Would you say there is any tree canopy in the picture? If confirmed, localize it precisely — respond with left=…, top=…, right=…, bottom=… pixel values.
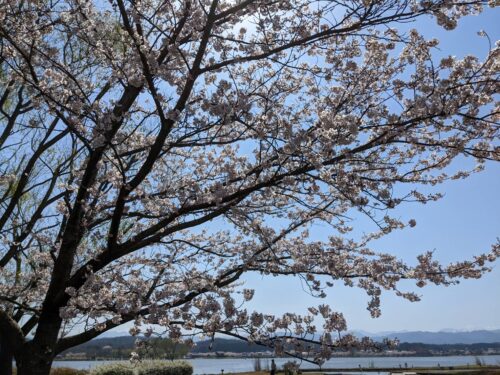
left=0, top=0, right=498, bottom=374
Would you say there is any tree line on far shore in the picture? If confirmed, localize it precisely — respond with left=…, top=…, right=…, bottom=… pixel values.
left=55, top=337, right=500, bottom=360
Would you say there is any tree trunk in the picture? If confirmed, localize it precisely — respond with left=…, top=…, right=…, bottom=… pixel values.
left=15, top=349, right=53, bottom=375
left=0, top=336, right=13, bottom=375
left=15, top=305, right=65, bottom=375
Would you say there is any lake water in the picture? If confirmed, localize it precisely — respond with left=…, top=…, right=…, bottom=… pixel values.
left=52, top=355, right=500, bottom=373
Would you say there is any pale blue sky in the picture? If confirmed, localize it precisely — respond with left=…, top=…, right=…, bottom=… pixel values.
left=239, top=8, right=500, bottom=332
left=244, top=162, right=500, bottom=331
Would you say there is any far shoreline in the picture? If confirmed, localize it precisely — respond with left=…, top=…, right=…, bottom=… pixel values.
left=54, top=353, right=500, bottom=361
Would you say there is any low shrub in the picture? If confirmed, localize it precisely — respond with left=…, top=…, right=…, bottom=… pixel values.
left=283, top=361, right=300, bottom=375
left=13, top=368, right=88, bottom=375
left=90, top=363, right=135, bottom=375
left=138, top=360, right=193, bottom=375
left=51, top=368, right=88, bottom=375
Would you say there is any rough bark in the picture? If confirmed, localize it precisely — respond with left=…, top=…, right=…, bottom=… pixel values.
left=0, top=310, right=25, bottom=375
left=15, top=342, right=53, bottom=375
left=15, top=313, right=63, bottom=375
left=0, top=336, right=13, bottom=375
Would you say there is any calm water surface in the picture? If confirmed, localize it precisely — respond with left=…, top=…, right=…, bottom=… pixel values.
left=52, top=355, right=500, bottom=373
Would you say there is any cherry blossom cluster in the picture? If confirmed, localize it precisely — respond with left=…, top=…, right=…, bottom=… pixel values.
left=0, top=0, right=498, bottom=371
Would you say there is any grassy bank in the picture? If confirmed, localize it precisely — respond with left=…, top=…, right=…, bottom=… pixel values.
left=13, top=369, right=88, bottom=375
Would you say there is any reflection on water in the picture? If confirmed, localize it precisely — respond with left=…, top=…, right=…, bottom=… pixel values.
left=52, top=355, right=500, bottom=374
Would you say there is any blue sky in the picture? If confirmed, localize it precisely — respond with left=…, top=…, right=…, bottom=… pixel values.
left=239, top=8, right=500, bottom=333
left=244, top=161, right=500, bottom=332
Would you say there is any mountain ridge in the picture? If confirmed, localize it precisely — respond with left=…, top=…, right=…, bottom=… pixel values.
left=95, top=329, right=500, bottom=344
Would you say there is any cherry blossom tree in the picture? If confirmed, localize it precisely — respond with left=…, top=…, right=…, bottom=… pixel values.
left=0, top=0, right=499, bottom=374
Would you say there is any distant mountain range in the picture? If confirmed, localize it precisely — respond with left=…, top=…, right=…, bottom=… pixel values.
left=350, top=329, right=500, bottom=344
left=98, top=329, right=500, bottom=345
